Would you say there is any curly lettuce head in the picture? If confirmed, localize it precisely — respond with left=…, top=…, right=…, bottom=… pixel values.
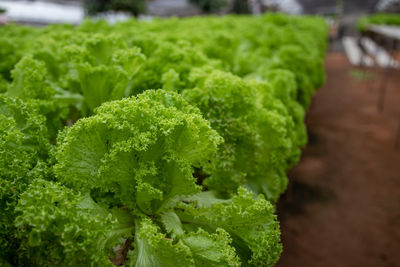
left=54, top=89, right=222, bottom=215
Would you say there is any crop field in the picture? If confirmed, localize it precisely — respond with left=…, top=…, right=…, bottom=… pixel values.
left=0, top=14, right=328, bottom=266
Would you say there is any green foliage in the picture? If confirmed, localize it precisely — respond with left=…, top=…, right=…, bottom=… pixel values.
left=176, top=188, right=282, bottom=266
left=54, top=90, right=277, bottom=266
left=0, top=75, right=9, bottom=93
left=54, top=90, right=221, bottom=214
left=0, top=13, right=327, bottom=266
left=183, top=70, right=294, bottom=201
left=0, top=96, right=49, bottom=261
left=14, top=179, right=116, bottom=267
left=357, top=13, right=400, bottom=32
left=7, top=56, right=78, bottom=138
left=63, top=34, right=145, bottom=115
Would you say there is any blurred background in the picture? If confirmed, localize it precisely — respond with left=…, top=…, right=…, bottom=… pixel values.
left=1, top=1, right=400, bottom=267
left=0, top=0, right=399, bottom=24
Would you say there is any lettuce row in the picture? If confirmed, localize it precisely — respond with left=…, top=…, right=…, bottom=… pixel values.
left=0, top=13, right=328, bottom=266
left=357, top=13, right=400, bottom=32
left=0, top=15, right=327, bottom=191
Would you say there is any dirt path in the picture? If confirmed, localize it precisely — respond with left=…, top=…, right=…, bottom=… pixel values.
left=277, top=53, right=400, bottom=267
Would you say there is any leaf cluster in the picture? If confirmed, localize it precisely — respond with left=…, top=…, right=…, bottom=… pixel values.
left=0, top=13, right=327, bottom=266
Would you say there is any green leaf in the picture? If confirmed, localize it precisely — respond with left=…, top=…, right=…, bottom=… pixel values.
left=177, top=187, right=282, bottom=267
left=181, top=228, right=240, bottom=267
left=127, top=218, right=194, bottom=267
left=161, top=211, right=184, bottom=238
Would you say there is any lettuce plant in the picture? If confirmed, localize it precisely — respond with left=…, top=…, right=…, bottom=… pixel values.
left=183, top=69, right=294, bottom=201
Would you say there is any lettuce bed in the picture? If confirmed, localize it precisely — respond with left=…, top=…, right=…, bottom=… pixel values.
left=357, top=13, right=400, bottom=32
left=0, top=14, right=327, bottom=266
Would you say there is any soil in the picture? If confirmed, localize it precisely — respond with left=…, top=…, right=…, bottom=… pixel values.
left=277, top=53, right=400, bottom=267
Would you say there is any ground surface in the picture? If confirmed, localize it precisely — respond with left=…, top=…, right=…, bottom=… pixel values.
left=277, top=53, right=400, bottom=267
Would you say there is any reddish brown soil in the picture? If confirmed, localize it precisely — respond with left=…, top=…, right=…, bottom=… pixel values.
left=277, top=53, right=400, bottom=267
